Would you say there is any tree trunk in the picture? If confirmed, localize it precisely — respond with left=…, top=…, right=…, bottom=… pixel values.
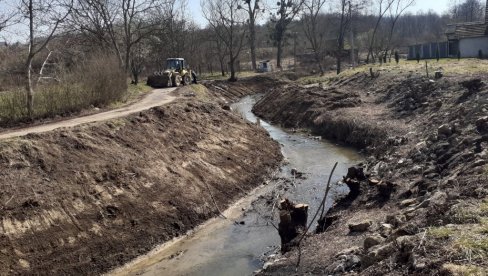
left=277, top=40, right=283, bottom=69
left=336, top=54, right=342, bottom=75
left=220, top=59, right=225, bottom=76
left=315, top=52, right=324, bottom=76
left=249, top=17, right=257, bottom=71
left=337, top=2, right=346, bottom=75
left=132, top=71, right=139, bottom=85
left=125, top=46, right=131, bottom=73
left=26, top=56, right=34, bottom=119
left=229, top=59, right=237, bottom=82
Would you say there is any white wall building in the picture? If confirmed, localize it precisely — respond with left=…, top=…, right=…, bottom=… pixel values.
left=446, top=2, right=488, bottom=58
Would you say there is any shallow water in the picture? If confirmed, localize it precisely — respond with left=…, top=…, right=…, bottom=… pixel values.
left=111, top=95, right=361, bottom=276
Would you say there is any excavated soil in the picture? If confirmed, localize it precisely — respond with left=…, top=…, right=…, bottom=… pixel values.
left=252, top=71, right=488, bottom=275
left=0, top=96, right=282, bottom=275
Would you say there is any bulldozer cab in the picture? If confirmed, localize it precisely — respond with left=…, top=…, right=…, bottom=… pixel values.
left=166, top=58, right=185, bottom=72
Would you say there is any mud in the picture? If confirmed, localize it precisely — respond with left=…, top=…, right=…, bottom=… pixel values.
left=109, top=93, right=361, bottom=276
left=0, top=98, right=282, bottom=275
left=253, top=71, right=488, bottom=274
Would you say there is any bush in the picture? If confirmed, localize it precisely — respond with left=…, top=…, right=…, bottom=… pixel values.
left=0, top=54, right=127, bottom=127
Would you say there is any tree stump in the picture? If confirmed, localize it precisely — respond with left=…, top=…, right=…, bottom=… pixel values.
left=278, top=199, right=308, bottom=253
left=434, top=71, right=443, bottom=79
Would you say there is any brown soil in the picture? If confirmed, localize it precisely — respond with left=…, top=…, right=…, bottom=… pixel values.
left=252, top=71, right=488, bottom=275
left=0, top=92, right=282, bottom=275
left=202, top=75, right=287, bottom=102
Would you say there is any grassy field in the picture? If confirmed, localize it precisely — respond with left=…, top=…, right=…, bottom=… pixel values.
left=298, top=58, right=488, bottom=85
left=199, top=70, right=259, bottom=81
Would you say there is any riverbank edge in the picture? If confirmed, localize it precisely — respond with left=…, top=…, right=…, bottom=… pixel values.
left=0, top=85, right=283, bottom=275
left=248, top=72, right=488, bottom=274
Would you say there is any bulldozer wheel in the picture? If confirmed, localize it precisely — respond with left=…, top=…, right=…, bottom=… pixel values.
left=172, top=75, right=181, bottom=87
left=183, top=74, right=191, bottom=85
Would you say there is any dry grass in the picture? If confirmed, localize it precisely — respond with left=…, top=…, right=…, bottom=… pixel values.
left=428, top=199, right=488, bottom=264
left=428, top=226, right=455, bottom=239
left=189, top=83, right=216, bottom=102
left=298, top=58, right=488, bottom=85
left=0, top=55, right=127, bottom=127
left=442, top=263, right=488, bottom=276
left=200, top=71, right=259, bottom=81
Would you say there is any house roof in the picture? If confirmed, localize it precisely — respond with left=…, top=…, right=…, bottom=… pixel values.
left=446, top=21, right=488, bottom=40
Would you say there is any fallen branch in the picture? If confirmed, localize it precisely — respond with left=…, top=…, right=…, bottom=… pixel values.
left=203, top=181, right=227, bottom=219
left=296, top=162, right=338, bottom=268
left=318, top=162, right=339, bottom=223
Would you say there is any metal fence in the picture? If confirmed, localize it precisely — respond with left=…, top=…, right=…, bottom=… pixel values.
left=408, top=41, right=449, bottom=60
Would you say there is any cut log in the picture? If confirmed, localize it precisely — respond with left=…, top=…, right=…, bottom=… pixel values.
left=278, top=198, right=309, bottom=253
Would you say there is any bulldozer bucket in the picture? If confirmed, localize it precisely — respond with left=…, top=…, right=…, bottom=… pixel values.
left=147, top=74, right=171, bottom=88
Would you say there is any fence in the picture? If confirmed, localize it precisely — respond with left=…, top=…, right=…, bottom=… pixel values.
left=408, top=41, right=449, bottom=60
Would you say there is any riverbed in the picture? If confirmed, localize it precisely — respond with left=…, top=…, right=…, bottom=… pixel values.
left=110, top=95, right=361, bottom=276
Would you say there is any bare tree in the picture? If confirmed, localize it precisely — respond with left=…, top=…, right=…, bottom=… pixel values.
left=336, top=0, right=349, bottom=74
left=70, top=0, right=123, bottom=63
left=449, top=0, right=484, bottom=22
left=21, top=0, right=73, bottom=118
left=152, top=0, right=188, bottom=58
left=212, top=29, right=229, bottom=76
left=121, top=0, right=161, bottom=75
left=0, top=0, right=17, bottom=35
left=366, top=0, right=395, bottom=63
left=238, top=0, right=263, bottom=71
left=383, top=0, right=415, bottom=62
left=271, top=0, right=305, bottom=69
left=70, top=0, right=161, bottom=73
left=302, top=0, right=328, bottom=75
left=202, top=0, right=247, bottom=81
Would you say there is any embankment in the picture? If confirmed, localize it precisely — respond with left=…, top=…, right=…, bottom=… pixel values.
left=253, top=72, right=488, bottom=274
left=0, top=97, right=282, bottom=275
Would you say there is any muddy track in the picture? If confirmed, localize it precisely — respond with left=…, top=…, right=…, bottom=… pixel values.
left=0, top=87, right=177, bottom=140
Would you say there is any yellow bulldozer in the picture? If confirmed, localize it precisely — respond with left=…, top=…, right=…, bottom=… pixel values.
left=147, top=58, right=196, bottom=88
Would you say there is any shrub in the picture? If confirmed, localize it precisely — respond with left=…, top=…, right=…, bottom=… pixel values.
left=0, top=54, right=127, bottom=127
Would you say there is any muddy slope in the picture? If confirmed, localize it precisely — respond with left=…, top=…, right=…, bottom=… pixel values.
left=0, top=99, right=282, bottom=275
left=252, top=75, right=400, bottom=153
left=254, top=72, right=488, bottom=274
left=203, top=75, right=287, bottom=102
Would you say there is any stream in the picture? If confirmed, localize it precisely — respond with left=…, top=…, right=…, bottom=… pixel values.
left=111, top=95, right=361, bottom=276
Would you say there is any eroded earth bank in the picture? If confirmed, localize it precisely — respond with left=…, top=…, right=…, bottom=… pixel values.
left=2, top=69, right=488, bottom=276
left=251, top=72, right=488, bottom=275
left=0, top=86, right=282, bottom=275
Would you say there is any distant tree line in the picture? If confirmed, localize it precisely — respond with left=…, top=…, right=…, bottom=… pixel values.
left=0, top=0, right=483, bottom=103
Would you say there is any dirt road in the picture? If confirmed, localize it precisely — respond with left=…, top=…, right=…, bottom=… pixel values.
left=0, top=87, right=177, bottom=140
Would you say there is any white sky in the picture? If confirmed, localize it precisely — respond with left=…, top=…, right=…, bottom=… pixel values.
left=188, top=0, right=453, bottom=27
left=0, top=0, right=457, bottom=41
